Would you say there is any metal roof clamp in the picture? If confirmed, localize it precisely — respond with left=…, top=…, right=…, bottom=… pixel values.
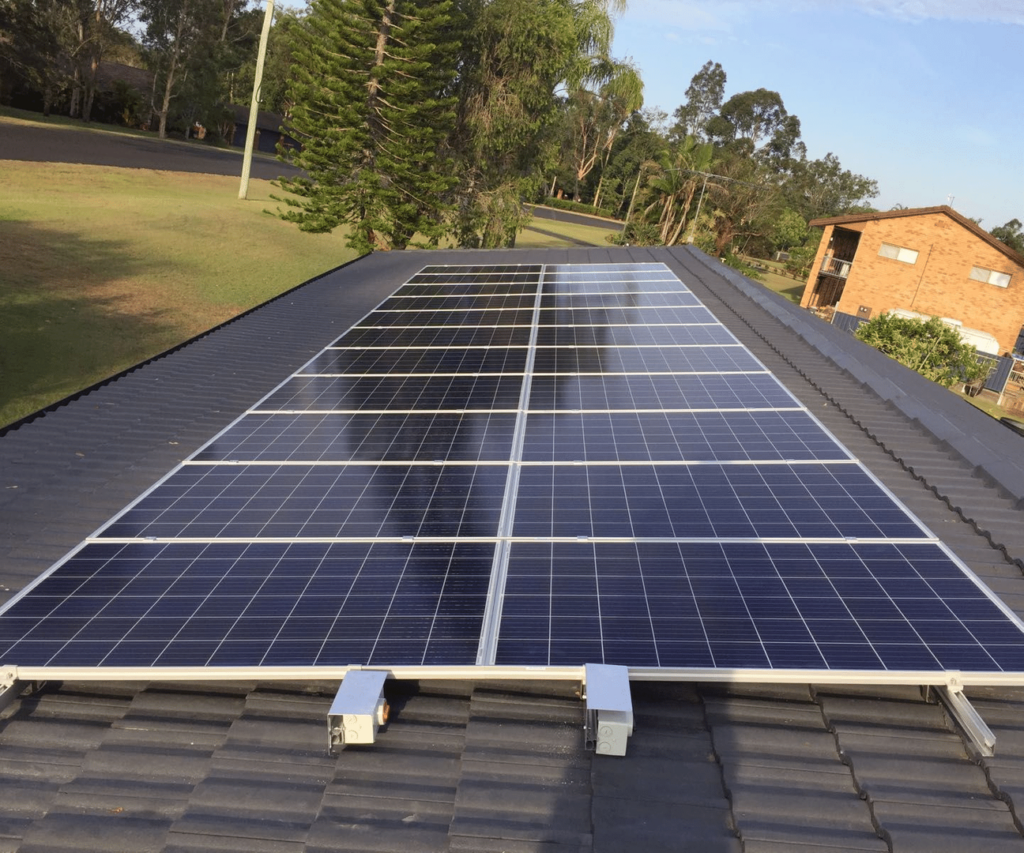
left=936, top=675, right=996, bottom=758
left=583, top=663, right=634, bottom=757
left=0, top=666, right=23, bottom=715
left=328, top=670, right=390, bottom=754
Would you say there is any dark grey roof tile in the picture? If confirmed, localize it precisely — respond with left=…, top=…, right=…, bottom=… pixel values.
left=163, top=833, right=303, bottom=853
left=16, top=812, right=170, bottom=852
left=870, top=801, right=1024, bottom=852
left=450, top=690, right=592, bottom=850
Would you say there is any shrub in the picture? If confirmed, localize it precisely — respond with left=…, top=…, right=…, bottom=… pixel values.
left=542, top=197, right=616, bottom=219
left=855, top=314, right=989, bottom=388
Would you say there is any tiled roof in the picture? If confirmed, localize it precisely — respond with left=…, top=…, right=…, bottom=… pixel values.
left=3, top=246, right=1024, bottom=851
left=809, top=205, right=1024, bottom=269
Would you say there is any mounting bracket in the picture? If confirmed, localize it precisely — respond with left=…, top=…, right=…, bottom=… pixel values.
left=0, top=667, right=22, bottom=715
left=327, top=670, right=389, bottom=754
left=583, top=663, right=633, bottom=757
left=936, top=677, right=996, bottom=757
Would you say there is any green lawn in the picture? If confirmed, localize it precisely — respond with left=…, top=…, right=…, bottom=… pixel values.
left=1, top=160, right=358, bottom=426
left=519, top=218, right=618, bottom=247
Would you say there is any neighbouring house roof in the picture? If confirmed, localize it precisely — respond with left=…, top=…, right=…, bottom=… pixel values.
left=228, top=103, right=287, bottom=133
left=95, top=62, right=154, bottom=97
left=810, top=205, right=1024, bottom=269
left=3, top=246, right=1024, bottom=852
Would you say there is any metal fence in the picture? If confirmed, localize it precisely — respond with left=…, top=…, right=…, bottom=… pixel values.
left=831, top=312, right=868, bottom=336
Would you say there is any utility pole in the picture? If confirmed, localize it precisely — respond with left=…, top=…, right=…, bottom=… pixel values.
left=238, top=0, right=275, bottom=200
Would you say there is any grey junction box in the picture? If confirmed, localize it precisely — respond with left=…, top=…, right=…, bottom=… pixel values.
left=584, top=663, right=634, bottom=757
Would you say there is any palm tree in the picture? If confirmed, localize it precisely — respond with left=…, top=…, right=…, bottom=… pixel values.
left=642, top=136, right=715, bottom=245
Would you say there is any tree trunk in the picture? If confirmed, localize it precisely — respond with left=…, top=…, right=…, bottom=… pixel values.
left=157, top=49, right=180, bottom=138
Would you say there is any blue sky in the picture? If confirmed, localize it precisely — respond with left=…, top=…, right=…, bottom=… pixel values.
left=612, top=0, right=1023, bottom=228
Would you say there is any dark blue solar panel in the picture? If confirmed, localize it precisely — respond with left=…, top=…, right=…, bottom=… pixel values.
left=258, top=375, right=524, bottom=412
left=382, top=293, right=538, bottom=310
left=99, top=464, right=508, bottom=540
left=535, top=324, right=736, bottom=347
left=535, top=306, right=718, bottom=326
left=196, top=413, right=518, bottom=463
left=528, top=374, right=793, bottom=411
left=540, top=292, right=702, bottom=309
left=530, top=345, right=761, bottom=374
left=358, top=308, right=533, bottom=328
left=3, top=261, right=1023, bottom=679
left=512, top=464, right=929, bottom=540
left=306, top=347, right=529, bottom=376
left=396, top=281, right=539, bottom=296
left=495, top=541, right=1019, bottom=670
left=335, top=326, right=533, bottom=349
left=0, top=541, right=493, bottom=667
left=521, top=411, right=849, bottom=463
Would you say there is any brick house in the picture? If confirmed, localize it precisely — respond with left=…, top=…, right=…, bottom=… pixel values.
left=800, top=205, right=1024, bottom=356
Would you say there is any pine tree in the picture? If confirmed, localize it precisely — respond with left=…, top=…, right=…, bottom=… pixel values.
left=274, top=0, right=460, bottom=252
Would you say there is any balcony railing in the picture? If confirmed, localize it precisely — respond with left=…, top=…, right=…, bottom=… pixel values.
left=820, top=255, right=853, bottom=278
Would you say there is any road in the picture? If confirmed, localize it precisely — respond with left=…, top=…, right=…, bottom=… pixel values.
left=527, top=203, right=624, bottom=232
left=0, top=119, right=626, bottom=233
left=0, top=118, right=301, bottom=181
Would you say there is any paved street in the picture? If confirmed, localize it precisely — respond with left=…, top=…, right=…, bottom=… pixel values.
left=0, top=118, right=301, bottom=180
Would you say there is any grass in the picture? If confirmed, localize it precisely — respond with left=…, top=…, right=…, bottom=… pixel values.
left=1, top=160, right=358, bottom=426
left=518, top=217, right=618, bottom=248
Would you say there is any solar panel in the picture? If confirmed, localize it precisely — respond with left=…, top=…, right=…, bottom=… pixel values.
left=3, top=261, right=1024, bottom=684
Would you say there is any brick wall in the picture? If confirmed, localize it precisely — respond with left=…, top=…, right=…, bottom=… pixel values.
left=809, top=212, right=1024, bottom=355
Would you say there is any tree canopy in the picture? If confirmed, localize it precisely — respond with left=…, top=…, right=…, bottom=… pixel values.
left=992, top=219, right=1024, bottom=255
left=274, top=0, right=460, bottom=252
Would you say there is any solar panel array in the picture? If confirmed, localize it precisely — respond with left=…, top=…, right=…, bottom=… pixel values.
left=3, top=262, right=1024, bottom=678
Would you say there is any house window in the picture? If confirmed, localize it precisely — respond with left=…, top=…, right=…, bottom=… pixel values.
left=969, top=265, right=1011, bottom=288
left=878, top=242, right=919, bottom=264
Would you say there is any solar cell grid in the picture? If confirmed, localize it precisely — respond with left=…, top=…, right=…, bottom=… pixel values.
left=539, top=292, right=703, bottom=308
left=195, top=412, right=518, bottom=463
left=99, top=463, right=509, bottom=541
left=393, top=281, right=540, bottom=296
left=528, top=373, right=792, bottom=412
left=535, top=324, right=737, bottom=347
left=530, top=345, right=762, bottom=374
left=0, top=541, right=494, bottom=667
left=307, top=347, right=529, bottom=376
left=521, top=411, right=850, bottom=463
left=257, top=375, right=525, bottom=413
left=495, top=540, right=1024, bottom=671
left=337, top=325, right=533, bottom=349
left=511, top=463, right=929, bottom=540
left=536, top=306, right=719, bottom=326
left=357, top=308, right=534, bottom=328
left=380, top=293, right=538, bottom=310
left=3, top=260, right=1024, bottom=682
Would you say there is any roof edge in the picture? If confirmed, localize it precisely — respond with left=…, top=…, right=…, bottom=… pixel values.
left=809, top=205, right=1024, bottom=268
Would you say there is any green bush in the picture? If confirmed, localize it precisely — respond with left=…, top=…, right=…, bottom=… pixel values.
left=542, top=197, right=616, bottom=219
left=607, top=220, right=661, bottom=246
left=855, top=314, right=989, bottom=388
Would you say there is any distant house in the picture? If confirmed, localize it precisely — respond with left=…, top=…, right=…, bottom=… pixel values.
left=801, top=205, right=1024, bottom=356
left=228, top=104, right=298, bottom=154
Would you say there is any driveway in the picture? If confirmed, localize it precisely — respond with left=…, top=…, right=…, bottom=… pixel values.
left=0, top=118, right=302, bottom=180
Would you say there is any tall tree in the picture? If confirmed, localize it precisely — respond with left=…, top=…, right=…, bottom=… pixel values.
left=669, top=59, right=725, bottom=143
left=784, top=152, right=878, bottom=220
left=563, top=58, right=643, bottom=202
left=707, top=87, right=801, bottom=165
left=275, top=0, right=460, bottom=252
left=73, top=0, right=139, bottom=121
left=991, top=219, right=1024, bottom=255
left=641, top=135, right=714, bottom=246
left=449, top=0, right=626, bottom=247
